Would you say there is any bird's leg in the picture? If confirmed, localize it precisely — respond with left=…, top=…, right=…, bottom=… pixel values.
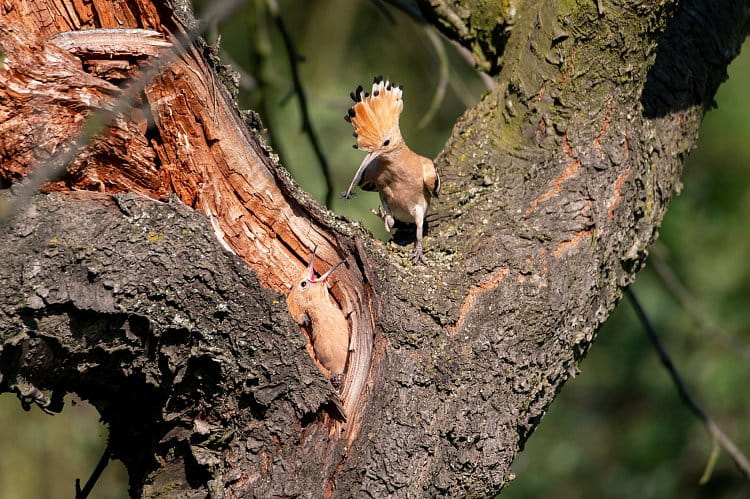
left=384, top=214, right=395, bottom=233
left=411, top=206, right=426, bottom=264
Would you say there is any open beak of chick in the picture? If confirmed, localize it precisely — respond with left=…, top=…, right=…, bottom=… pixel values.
left=306, top=248, right=345, bottom=283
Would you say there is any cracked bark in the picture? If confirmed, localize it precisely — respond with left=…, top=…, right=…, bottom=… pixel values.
left=1, top=0, right=748, bottom=497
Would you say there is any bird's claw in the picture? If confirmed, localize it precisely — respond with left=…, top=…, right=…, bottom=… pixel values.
left=371, top=206, right=386, bottom=218
left=371, top=206, right=394, bottom=232
left=410, top=245, right=426, bottom=264
left=331, top=374, right=343, bottom=391
left=341, top=191, right=354, bottom=200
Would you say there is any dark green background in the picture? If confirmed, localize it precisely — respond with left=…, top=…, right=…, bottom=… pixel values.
left=1, top=1, right=748, bottom=497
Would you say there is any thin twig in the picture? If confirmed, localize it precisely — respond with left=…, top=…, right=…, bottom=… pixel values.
left=0, top=0, right=248, bottom=227
left=700, top=438, right=721, bottom=485
left=266, top=0, right=335, bottom=208
left=75, top=443, right=112, bottom=499
left=376, top=0, right=496, bottom=92
left=446, top=65, right=480, bottom=108
left=251, top=1, right=289, bottom=164
left=417, top=27, right=449, bottom=129
left=369, top=0, right=397, bottom=23
left=626, top=287, right=750, bottom=480
left=449, top=39, right=496, bottom=91
left=650, top=250, right=750, bottom=360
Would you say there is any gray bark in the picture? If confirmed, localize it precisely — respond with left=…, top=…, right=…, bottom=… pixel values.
left=1, top=0, right=749, bottom=497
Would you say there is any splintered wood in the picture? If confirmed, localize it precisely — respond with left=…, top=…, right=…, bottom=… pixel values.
left=0, top=0, right=372, bottom=421
left=0, top=23, right=164, bottom=196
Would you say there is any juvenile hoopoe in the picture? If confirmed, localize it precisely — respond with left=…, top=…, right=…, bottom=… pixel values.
left=342, top=76, right=440, bottom=263
left=286, top=249, right=349, bottom=388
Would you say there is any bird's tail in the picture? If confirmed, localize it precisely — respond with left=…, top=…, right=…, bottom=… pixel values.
left=345, top=76, right=403, bottom=152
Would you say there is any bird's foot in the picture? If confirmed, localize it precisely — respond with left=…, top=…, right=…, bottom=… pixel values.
left=370, top=205, right=386, bottom=219
left=341, top=191, right=355, bottom=200
left=410, top=244, right=426, bottom=264
left=331, top=374, right=343, bottom=391
left=370, top=206, right=394, bottom=232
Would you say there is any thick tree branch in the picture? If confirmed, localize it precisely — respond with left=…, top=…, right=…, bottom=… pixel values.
left=1, top=0, right=749, bottom=496
left=414, top=0, right=514, bottom=73
left=0, top=192, right=345, bottom=495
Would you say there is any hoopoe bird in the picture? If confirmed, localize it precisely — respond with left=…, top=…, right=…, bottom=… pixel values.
left=342, top=76, right=440, bottom=263
left=286, top=248, right=349, bottom=388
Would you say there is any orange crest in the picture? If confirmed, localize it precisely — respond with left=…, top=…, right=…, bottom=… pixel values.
left=345, top=76, right=403, bottom=152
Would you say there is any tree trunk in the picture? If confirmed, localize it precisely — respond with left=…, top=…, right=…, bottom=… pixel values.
left=0, top=0, right=747, bottom=496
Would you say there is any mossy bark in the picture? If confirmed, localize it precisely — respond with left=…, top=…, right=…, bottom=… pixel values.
left=0, top=0, right=748, bottom=497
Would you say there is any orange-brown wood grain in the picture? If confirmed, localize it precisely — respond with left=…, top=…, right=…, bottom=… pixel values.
left=0, top=22, right=163, bottom=196
left=2, top=0, right=161, bottom=36
left=142, top=40, right=373, bottom=418
left=0, top=0, right=373, bottom=424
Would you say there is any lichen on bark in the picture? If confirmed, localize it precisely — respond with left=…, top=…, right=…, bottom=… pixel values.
left=1, top=0, right=749, bottom=496
left=416, top=0, right=515, bottom=73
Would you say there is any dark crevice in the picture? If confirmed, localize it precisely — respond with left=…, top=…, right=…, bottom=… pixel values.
left=642, top=0, right=748, bottom=117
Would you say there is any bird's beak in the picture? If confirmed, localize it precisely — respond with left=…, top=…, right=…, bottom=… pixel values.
left=342, top=151, right=379, bottom=199
left=306, top=247, right=317, bottom=281
left=314, top=259, right=345, bottom=283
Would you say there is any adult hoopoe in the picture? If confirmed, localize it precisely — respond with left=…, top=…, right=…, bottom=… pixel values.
left=342, top=76, right=440, bottom=263
left=286, top=248, right=349, bottom=388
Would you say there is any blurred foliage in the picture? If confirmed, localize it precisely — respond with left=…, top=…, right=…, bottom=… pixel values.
left=1, top=1, right=748, bottom=497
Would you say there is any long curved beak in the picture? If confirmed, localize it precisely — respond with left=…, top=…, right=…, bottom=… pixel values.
left=342, top=151, right=379, bottom=199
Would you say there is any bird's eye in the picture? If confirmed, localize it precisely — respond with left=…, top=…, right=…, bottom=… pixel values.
left=300, top=281, right=307, bottom=288
left=383, top=139, right=390, bottom=146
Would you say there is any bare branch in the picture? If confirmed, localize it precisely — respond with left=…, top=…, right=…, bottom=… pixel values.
left=266, top=0, right=335, bottom=207
left=75, top=443, right=112, bottom=499
left=650, top=248, right=750, bottom=360
left=417, top=27, right=449, bottom=129
left=626, top=287, right=750, bottom=480
left=448, top=38, right=496, bottom=90
left=375, top=0, right=496, bottom=91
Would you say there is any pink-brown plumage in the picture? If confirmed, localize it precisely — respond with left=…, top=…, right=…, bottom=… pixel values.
left=286, top=250, right=349, bottom=385
left=343, top=76, right=440, bottom=262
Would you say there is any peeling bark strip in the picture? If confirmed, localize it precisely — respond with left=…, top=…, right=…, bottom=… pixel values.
left=1, top=0, right=749, bottom=497
left=50, top=29, right=173, bottom=81
left=50, top=29, right=172, bottom=57
left=450, top=267, right=509, bottom=335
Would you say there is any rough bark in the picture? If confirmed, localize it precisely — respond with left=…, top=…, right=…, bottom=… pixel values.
left=0, top=0, right=748, bottom=497
left=414, top=0, right=514, bottom=73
